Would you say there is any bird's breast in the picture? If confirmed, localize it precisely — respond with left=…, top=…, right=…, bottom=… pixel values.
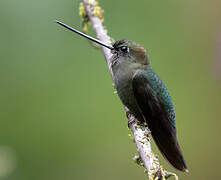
left=112, top=62, right=134, bottom=94
left=112, top=62, right=139, bottom=113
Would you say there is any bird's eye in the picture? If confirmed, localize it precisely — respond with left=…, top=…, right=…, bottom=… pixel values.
left=120, top=46, right=128, bottom=53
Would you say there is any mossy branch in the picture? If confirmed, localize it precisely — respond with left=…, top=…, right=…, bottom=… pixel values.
left=79, top=0, right=177, bottom=179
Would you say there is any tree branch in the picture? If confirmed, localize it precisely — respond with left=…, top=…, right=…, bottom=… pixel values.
left=80, top=0, right=177, bottom=179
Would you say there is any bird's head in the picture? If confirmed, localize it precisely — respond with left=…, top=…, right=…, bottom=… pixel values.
left=111, top=40, right=149, bottom=65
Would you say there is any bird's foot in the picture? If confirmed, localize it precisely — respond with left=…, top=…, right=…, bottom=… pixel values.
left=126, top=111, right=137, bottom=127
left=127, top=118, right=138, bottom=128
left=125, top=110, right=145, bottom=128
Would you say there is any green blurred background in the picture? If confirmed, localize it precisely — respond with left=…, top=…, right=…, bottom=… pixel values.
left=1, top=0, right=221, bottom=179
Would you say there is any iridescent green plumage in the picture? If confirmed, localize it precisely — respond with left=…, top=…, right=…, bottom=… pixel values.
left=145, top=66, right=176, bottom=129
left=111, top=40, right=187, bottom=172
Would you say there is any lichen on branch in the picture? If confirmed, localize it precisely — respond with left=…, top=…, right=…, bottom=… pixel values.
left=79, top=0, right=104, bottom=32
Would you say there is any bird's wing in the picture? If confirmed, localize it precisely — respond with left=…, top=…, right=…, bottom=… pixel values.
left=132, top=69, right=187, bottom=171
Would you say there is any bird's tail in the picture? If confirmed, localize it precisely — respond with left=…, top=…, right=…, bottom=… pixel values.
left=151, top=128, right=188, bottom=172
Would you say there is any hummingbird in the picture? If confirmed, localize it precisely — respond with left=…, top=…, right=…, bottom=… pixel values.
left=56, top=20, right=188, bottom=172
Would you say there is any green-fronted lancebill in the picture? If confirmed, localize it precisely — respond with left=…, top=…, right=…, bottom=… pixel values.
left=56, top=20, right=188, bottom=172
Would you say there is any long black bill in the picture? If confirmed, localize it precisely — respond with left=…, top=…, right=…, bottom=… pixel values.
left=55, top=20, right=114, bottom=50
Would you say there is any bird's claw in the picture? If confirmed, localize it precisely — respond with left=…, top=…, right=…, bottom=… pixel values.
left=128, top=119, right=137, bottom=128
